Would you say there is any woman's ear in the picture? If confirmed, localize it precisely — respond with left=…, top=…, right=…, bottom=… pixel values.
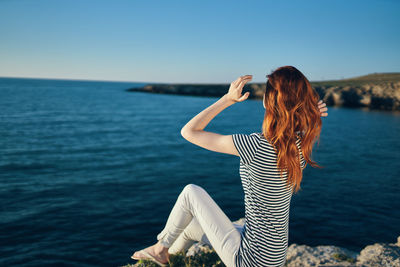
left=263, top=94, right=266, bottom=109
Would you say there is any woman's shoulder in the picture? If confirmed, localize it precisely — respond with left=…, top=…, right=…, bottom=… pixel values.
left=249, top=132, right=266, bottom=146
left=256, top=132, right=302, bottom=149
left=255, top=132, right=269, bottom=143
left=251, top=132, right=263, bottom=138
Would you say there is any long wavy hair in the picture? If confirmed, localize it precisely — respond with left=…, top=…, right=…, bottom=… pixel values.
left=262, top=66, right=322, bottom=194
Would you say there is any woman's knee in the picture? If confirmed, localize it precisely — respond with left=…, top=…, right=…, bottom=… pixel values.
left=183, top=183, right=204, bottom=195
left=180, top=184, right=208, bottom=211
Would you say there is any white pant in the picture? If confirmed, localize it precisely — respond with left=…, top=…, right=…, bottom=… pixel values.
left=156, top=184, right=243, bottom=267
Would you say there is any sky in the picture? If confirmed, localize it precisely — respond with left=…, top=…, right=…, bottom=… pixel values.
left=0, top=0, right=399, bottom=83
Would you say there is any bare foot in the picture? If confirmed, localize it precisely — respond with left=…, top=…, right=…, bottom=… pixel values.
left=132, top=244, right=169, bottom=264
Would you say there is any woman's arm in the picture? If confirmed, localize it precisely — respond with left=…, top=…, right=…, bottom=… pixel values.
left=180, top=75, right=252, bottom=156
left=181, top=94, right=235, bottom=133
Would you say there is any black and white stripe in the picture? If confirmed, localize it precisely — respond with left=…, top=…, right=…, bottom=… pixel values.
left=232, top=132, right=305, bottom=267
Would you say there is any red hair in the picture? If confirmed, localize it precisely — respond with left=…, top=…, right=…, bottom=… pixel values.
left=262, top=66, right=322, bottom=193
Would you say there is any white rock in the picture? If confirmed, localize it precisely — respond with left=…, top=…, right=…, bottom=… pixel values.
left=286, top=243, right=358, bottom=267
left=356, top=237, right=400, bottom=267
left=183, top=218, right=400, bottom=267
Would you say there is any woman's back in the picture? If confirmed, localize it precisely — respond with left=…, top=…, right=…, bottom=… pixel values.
left=232, top=132, right=305, bottom=267
left=133, top=68, right=326, bottom=267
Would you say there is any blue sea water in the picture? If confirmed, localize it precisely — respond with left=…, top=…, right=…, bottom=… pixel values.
left=0, top=77, right=399, bottom=267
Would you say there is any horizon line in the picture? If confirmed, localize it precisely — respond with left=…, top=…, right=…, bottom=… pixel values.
left=0, top=72, right=398, bottom=85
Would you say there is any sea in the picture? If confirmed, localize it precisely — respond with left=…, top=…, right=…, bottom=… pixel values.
left=0, top=77, right=399, bottom=267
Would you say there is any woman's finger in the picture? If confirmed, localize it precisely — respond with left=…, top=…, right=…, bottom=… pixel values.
left=320, top=107, right=328, bottom=112
left=237, top=80, right=245, bottom=91
left=232, top=75, right=252, bottom=88
left=233, top=76, right=244, bottom=85
left=238, top=91, right=250, bottom=102
left=239, top=75, right=252, bottom=83
left=239, top=77, right=252, bottom=83
left=238, top=78, right=252, bottom=90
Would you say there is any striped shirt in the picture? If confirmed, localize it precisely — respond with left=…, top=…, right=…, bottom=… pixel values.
left=232, top=132, right=306, bottom=267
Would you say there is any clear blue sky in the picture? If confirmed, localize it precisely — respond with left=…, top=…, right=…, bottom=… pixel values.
left=0, top=0, right=399, bottom=83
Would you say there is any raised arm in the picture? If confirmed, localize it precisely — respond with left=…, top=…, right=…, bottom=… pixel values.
left=181, top=75, right=253, bottom=156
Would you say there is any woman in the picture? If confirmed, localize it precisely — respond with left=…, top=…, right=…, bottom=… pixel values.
left=132, top=66, right=328, bottom=267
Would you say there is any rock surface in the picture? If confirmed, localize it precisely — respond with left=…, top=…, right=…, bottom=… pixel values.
left=127, top=73, right=400, bottom=111
left=182, top=218, right=400, bottom=267
left=356, top=236, right=400, bottom=267
left=313, top=82, right=400, bottom=111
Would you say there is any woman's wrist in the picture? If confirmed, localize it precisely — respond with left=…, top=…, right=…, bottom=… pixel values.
left=222, top=94, right=236, bottom=105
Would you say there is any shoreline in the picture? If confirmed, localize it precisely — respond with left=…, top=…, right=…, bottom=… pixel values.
left=126, top=73, right=400, bottom=111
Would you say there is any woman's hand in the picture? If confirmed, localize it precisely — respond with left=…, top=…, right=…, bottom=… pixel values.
left=225, top=75, right=253, bottom=103
left=318, top=100, right=328, bottom=117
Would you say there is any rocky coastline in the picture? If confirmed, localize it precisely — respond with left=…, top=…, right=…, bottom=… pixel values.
left=123, top=217, right=400, bottom=267
left=126, top=73, right=400, bottom=111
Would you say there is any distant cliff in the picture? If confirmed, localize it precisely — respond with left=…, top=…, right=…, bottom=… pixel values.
left=126, top=73, right=400, bottom=111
